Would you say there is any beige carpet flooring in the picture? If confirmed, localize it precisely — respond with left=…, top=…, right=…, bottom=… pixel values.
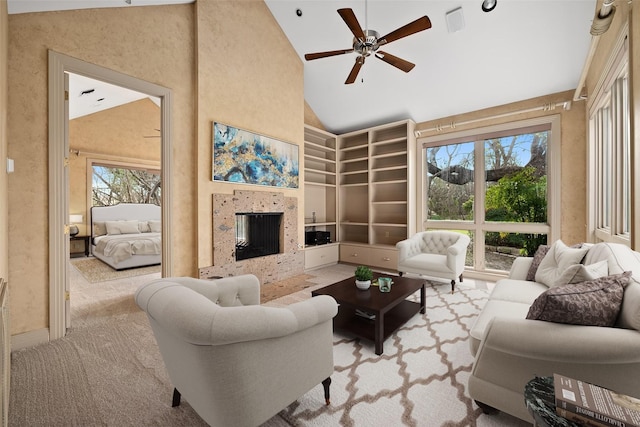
left=10, top=264, right=531, bottom=426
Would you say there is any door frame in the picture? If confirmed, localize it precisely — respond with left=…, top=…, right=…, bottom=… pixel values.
left=48, top=50, right=173, bottom=340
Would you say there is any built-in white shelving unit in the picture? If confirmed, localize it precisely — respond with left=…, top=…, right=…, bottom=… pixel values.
left=337, top=119, right=416, bottom=270
left=303, top=120, right=416, bottom=271
left=303, top=125, right=339, bottom=270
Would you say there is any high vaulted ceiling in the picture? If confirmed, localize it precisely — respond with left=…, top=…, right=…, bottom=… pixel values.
left=8, top=0, right=598, bottom=134
left=266, top=0, right=597, bottom=133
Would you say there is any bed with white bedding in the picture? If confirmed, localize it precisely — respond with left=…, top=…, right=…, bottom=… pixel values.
left=91, top=203, right=161, bottom=270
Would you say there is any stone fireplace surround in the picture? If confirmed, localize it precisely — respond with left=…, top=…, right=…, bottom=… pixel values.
left=199, top=190, right=304, bottom=284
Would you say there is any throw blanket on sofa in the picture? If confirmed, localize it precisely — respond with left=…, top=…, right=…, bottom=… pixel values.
left=94, top=233, right=161, bottom=264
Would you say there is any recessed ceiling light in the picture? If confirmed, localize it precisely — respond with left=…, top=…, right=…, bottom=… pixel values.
left=481, top=0, right=497, bottom=13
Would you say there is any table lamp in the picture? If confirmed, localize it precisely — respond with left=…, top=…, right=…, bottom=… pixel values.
left=69, top=214, right=83, bottom=237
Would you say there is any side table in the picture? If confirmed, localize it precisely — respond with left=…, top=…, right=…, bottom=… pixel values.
left=70, top=235, right=90, bottom=257
left=524, top=376, right=581, bottom=427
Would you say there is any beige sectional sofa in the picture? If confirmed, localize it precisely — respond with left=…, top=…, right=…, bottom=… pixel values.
left=468, top=241, right=640, bottom=422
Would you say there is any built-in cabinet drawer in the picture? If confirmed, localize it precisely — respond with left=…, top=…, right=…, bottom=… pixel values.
left=339, top=244, right=371, bottom=265
left=340, top=243, right=398, bottom=271
left=304, top=243, right=339, bottom=270
left=369, top=247, right=398, bottom=271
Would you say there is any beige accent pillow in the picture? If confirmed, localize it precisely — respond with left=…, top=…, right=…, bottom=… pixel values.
left=554, top=260, right=608, bottom=287
left=535, top=240, right=589, bottom=287
left=138, top=221, right=151, bottom=233
left=148, top=220, right=161, bottom=233
left=93, top=221, right=107, bottom=237
left=105, top=220, right=141, bottom=235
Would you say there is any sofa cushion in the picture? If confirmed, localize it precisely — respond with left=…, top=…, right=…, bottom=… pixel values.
left=526, top=245, right=550, bottom=281
left=535, top=240, right=589, bottom=287
left=526, top=272, right=631, bottom=327
left=489, top=279, right=549, bottom=305
left=469, top=299, right=533, bottom=355
left=554, top=260, right=608, bottom=287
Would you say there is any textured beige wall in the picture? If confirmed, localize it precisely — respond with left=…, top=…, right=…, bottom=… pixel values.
left=415, top=90, right=587, bottom=245
left=196, top=0, right=304, bottom=268
left=304, top=101, right=325, bottom=130
left=7, top=5, right=196, bottom=335
left=0, top=0, right=7, bottom=283
left=69, top=98, right=161, bottom=233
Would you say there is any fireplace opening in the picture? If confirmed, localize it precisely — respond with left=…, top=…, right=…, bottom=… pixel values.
left=235, top=212, right=283, bottom=261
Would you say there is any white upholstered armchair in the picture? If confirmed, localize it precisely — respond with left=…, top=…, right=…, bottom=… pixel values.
left=396, top=231, right=471, bottom=293
left=135, top=275, right=338, bottom=427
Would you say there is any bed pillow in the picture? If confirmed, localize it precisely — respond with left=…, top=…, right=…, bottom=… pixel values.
left=526, top=271, right=631, bottom=326
left=148, top=220, right=161, bottom=233
left=93, top=221, right=107, bottom=237
left=554, top=260, right=608, bottom=287
left=535, top=240, right=589, bottom=287
left=105, top=220, right=141, bottom=235
left=138, top=221, right=151, bottom=233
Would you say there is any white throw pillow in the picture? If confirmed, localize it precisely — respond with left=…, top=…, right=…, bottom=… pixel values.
left=553, top=259, right=609, bottom=287
left=105, top=220, right=141, bottom=235
left=535, top=240, right=589, bottom=287
left=148, top=220, right=161, bottom=233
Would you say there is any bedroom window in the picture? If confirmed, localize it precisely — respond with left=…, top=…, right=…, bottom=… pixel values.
left=419, top=116, right=560, bottom=275
left=92, top=164, right=161, bottom=206
left=588, top=35, right=629, bottom=244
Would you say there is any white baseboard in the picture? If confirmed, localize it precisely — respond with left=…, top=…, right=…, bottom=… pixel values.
left=11, top=328, right=49, bottom=352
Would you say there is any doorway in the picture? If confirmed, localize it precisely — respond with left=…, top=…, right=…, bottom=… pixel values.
left=67, top=73, right=162, bottom=328
left=48, top=51, right=173, bottom=340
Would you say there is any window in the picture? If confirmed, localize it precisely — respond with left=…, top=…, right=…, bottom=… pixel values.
left=92, top=164, right=161, bottom=206
left=589, top=35, right=629, bottom=244
left=419, top=116, right=560, bottom=275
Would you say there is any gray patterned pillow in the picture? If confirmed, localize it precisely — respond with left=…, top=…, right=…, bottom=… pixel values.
left=526, top=245, right=549, bottom=281
left=526, top=271, right=632, bottom=327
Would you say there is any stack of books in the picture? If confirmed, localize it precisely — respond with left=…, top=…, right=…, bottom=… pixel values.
left=554, top=373, right=640, bottom=427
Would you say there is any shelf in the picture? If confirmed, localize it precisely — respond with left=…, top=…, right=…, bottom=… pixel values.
left=305, top=140, right=335, bottom=153
left=305, top=167, right=334, bottom=175
left=304, top=221, right=337, bottom=227
left=372, top=200, right=407, bottom=205
left=305, top=181, right=336, bottom=188
left=304, top=154, right=336, bottom=165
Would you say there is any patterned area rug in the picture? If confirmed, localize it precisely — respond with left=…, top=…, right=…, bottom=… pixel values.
left=70, top=257, right=161, bottom=283
left=266, top=279, right=529, bottom=426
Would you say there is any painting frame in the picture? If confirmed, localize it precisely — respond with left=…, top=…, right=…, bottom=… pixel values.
left=212, top=122, right=299, bottom=189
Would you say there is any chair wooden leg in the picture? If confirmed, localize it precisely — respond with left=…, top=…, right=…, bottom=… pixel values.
left=322, top=377, right=331, bottom=405
left=451, top=279, right=455, bottom=294
left=172, top=388, right=181, bottom=407
left=459, top=273, right=463, bottom=283
left=398, top=272, right=404, bottom=277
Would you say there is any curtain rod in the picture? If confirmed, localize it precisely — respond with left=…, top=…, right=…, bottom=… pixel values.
left=414, top=100, right=573, bottom=138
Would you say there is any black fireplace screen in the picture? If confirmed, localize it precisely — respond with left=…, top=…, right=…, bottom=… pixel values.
left=235, top=212, right=283, bottom=261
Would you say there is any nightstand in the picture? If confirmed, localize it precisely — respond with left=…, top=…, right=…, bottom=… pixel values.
left=70, top=235, right=90, bottom=258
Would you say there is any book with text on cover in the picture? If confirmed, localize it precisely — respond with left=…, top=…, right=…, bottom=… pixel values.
left=554, top=373, right=640, bottom=427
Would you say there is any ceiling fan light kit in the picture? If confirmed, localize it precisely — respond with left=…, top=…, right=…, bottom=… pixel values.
left=304, top=5, right=432, bottom=84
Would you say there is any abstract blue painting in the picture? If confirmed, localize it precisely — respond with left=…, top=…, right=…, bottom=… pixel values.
left=213, top=122, right=299, bottom=188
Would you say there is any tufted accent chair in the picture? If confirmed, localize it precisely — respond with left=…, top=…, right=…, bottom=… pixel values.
left=135, top=275, right=338, bottom=427
left=396, top=231, right=471, bottom=293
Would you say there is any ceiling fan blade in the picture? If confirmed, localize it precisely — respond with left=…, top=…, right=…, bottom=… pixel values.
left=375, top=51, right=415, bottom=73
left=345, top=57, right=365, bottom=85
left=338, top=8, right=365, bottom=41
left=305, top=49, right=354, bottom=61
left=378, top=16, right=432, bottom=46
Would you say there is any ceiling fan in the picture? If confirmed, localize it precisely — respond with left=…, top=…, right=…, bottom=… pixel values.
left=304, top=7, right=432, bottom=84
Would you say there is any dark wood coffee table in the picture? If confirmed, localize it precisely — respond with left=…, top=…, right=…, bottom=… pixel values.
left=312, top=272, right=426, bottom=355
